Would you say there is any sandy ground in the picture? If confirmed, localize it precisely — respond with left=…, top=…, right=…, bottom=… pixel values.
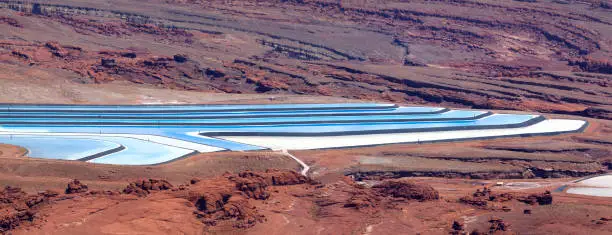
left=0, top=63, right=359, bottom=105
left=0, top=151, right=300, bottom=193
left=0, top=144, right=27, bottom=158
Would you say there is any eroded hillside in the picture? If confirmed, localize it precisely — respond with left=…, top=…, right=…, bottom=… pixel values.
left=0, top=0, right=610, bottom=118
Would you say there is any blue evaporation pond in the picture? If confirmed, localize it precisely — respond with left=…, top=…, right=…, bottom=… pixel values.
left=86, top=136, right=195, bottom=165
left=0, top=103, right=396, bottom=112
left=195, top=114, right=540, bottom=135
left=0, top=106, right=443, bottom=118
left=0, top=126, right=266, bottom=151
left=0, top=114, right=538, bottom=148
left=160, top=133, right=266, bottom=151
left=0, top=135, right=121, bottom=160
left=0, top=110, right=485, bottom=125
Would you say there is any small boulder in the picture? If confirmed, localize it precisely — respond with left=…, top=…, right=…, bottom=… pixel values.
left=120, top=52, right=137, bottom=58
left=452, top=220, right=465, bottom=231
left=101, top=58, right=117, bottom=68
left=190, top=178, right=201, bottom=185
left=173, top=54, right=188, bottom=63
left=489, top=216, right=510, bottom=232
left=65, top=179, right=88, bottom=194
left=45, top=41, right=69, bottom=57
left=517, top=191, right=552, bottom=205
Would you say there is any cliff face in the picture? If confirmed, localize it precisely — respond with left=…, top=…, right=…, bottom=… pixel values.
left=1, top=0, right=610, bottom=118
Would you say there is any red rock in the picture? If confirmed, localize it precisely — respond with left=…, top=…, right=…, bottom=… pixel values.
left=373, top=180, right=439, bottom=201
left=569, top=57, right=612, bottom=74
left=235, top=169, right=308, bottom=186
left=44, top=41, right=69, bottom=58
left=517, top=191, right=553, bottom=205
left=0, top=208, right=34, bottom=232
left=0, top=16, right=22, bottom=28
left=10, top=50, right=30, bottom=60
left=344, top=189, right=381, bottom=209
left=190, top=178, right=201, bottom=185
left=469, top=229, right=483, bottom=235
left=452, top=220, right=465, bottom=231
left=173, top=54, right=188, bottom=63
left=100, top=58, right=117, bottom=67
left=65, top=179, right=88, bottom=194
left=123, top=179, right=173, bottom=196
left=221, top=196, right=265, bottom=228
left=189, top=184, right=264, bottom=229
left=229, top=169, right=307, bottom=200
left=0, top=186, right=58, bottom=232
left=232, top=175, right=270, bottom=200
left=0, top=186, right=27, bottom=203
left=489, top=217, right=511, bottom=232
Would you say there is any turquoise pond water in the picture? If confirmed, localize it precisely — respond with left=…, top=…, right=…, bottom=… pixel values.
left=0, top=103, right=545, bottom=164
left=0, top=134, right=194, bottom=164
left=0, top=135, right=120, bottom=160
left=0, top=110, right=486, bottom=125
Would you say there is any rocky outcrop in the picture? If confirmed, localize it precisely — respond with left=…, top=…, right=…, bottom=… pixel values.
left=229, top=169, right=309, bottom=200
left=0, top=186, right=27, bottom=203
left=373, top=180, right=440, bottom=201
left=450, top=220, right=466, bottom=235
left=570, top=58, right=612, bottom=74
left=343, top=179, right=439, bottom=214
left=65, top=179, right=88, bottom=194
left=193, top=194, right=264, bottom=228
left=0, top=173, right=294, bottom=232
left=0, top=186, right=58, bottom=232
left=0, top=16, right=22, bottom=27
left=1, top=0, right=611, bottom=121
left=0, top=206, right=34, bottom=232
left=235, top=169, right=309, bottom=186
left=231, top=173, right=270, bottom=200
left=122, top=179, right=173, bottom=196
left=488, top=217, right=512, bottom=233
left=190, top=178, right=201, bottom=185
left=460, top=187, right=514, bottom=209
left=173, top=54, right=188, bottom=63
left=44, top=41, right=71, bottom=58
left=517, top=191, right=553, bottom=205
left=188, top=170, right=307, bottom=228
left=460, top=187, right=553, bottom=210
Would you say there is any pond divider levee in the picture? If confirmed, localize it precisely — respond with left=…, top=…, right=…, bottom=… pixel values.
left=77, top=145, right=126, bottom=161
left=0, top=103, right=399, bottom=113
left=0, top=111, right=489, bottom=126
left=201, top=115, right=545, bottom=137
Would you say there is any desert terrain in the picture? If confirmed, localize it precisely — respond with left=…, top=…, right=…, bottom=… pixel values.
left=0, top=0, right=611, bottom=234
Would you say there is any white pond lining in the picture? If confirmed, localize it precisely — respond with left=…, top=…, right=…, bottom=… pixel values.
left=217, top=119, right=588, bottom=150
left=0, top=132, right=225, bottom=153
